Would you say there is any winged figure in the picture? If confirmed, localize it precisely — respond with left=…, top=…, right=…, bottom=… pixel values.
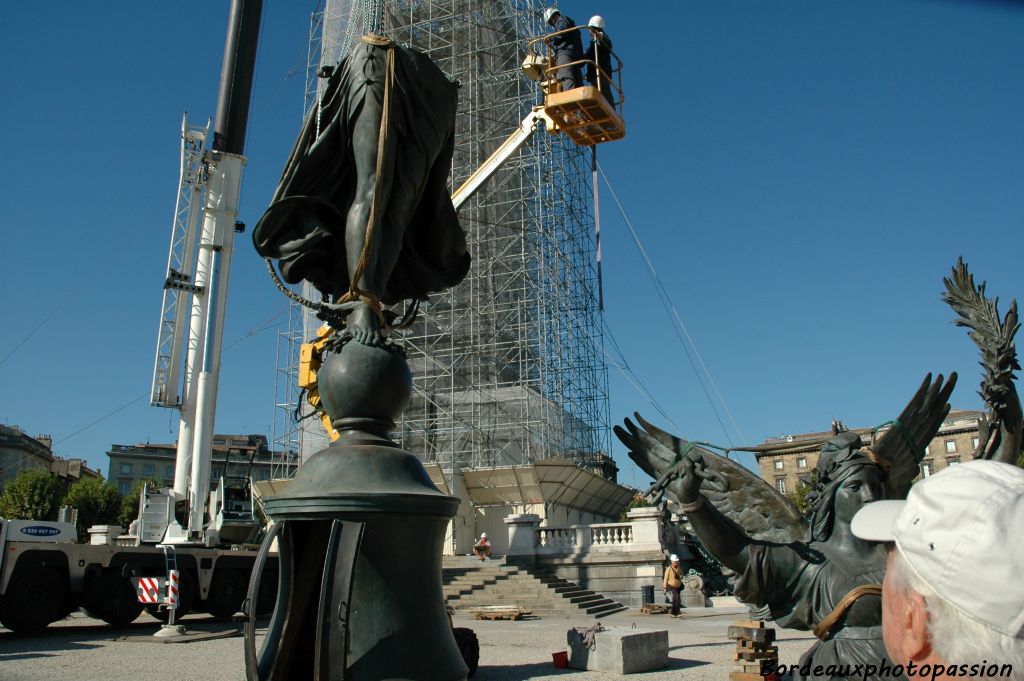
left=615, top=373, right=956, bottom=681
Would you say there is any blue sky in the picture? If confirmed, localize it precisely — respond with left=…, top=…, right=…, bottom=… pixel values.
left=0, top=1, right=1020, bottom=488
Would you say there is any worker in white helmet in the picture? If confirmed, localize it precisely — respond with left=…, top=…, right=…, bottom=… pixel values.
left=663, top=553, right=684, bottom=618
left=474, top=531, right=491, bottom=561
left=585, top=15, right=614, bottom=105
left=544, top=7, right=584, bottom=91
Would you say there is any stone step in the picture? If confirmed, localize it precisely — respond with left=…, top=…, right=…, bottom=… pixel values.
left=440, top=561, right=628, bottom=618
left=588, top=602, right=630, bottom=618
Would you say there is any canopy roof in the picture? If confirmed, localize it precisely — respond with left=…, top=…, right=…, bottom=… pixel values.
left=424, top=458, right=633, bottom=519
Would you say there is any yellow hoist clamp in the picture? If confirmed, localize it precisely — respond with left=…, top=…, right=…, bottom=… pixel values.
left=299, top=324, right=340, bottom=441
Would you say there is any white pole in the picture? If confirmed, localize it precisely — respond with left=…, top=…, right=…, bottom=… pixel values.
left=187, top=152, right=245, bottom=536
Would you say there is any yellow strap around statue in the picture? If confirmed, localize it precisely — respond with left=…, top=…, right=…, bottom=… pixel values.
left=812, top=584, right=883, bottom=640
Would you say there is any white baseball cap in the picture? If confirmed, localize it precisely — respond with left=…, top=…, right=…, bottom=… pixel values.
left=480, top=532, right=487, bottom=538
left=851, top=460, right=1024, bottom=638
left=670, top=554, right=679, bottom=562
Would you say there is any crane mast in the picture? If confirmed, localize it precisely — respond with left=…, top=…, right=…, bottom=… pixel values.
left=150, top=0, right=263, bottom=542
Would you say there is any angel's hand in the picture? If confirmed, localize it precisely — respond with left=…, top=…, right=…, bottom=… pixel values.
left=666, top=452, right=703, bottom=505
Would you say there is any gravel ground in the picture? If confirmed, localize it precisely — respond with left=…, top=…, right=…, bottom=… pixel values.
left=0, top=607, right=817, bottom=680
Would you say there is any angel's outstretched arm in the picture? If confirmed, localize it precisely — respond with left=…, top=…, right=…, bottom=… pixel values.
left=669, top=454, right=752, bottom=574
left=615, top=417, right=751, bottom=573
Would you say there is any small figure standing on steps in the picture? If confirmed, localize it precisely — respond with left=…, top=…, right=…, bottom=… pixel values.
left=663, top=553, right=683, bottom=618
left=473, top=532, right=491, bottom=561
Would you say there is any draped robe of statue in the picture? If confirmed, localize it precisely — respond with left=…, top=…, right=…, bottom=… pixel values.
left=253, top=36, right=470, bottom=308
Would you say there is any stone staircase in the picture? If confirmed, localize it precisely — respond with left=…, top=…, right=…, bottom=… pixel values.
left=442, top=557, right=628, bottom=618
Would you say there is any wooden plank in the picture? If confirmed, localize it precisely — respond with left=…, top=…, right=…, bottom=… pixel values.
left=728, top=626, right=776, bottom=642
left=733, top=619, right=765, bottom=629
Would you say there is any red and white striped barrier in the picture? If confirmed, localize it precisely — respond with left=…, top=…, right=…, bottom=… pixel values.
left=136, top=577, right=163, bottom=604
left=166, top=570, right=179, bottom=608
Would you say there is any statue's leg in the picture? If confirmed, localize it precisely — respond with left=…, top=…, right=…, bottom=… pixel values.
left=344, top=94, right=395, bottom=346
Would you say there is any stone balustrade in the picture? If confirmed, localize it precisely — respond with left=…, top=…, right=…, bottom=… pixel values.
left=504, top=507, right=696, bottom=608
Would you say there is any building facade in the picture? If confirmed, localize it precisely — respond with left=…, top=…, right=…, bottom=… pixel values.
left=756, top=409, right=984, bottom=495
left=0, top=425, right=100, bottom=495
left=106, top=434, right=293, bottom=495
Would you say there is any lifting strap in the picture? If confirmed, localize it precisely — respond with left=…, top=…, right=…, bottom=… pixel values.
left=812, top=584, right=882, bottom=640
left=339, top=34, right=396, bottom=329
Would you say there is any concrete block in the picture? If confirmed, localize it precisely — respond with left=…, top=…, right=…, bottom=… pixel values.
left=567, top=626, right=668, bottom=674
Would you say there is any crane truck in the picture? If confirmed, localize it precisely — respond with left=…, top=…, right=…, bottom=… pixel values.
left=0, top=0, right=274, bottom=635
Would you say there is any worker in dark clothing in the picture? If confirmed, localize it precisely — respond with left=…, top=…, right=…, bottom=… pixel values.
left=544, top=7, right=583, bottom=92
left=585, top=15, right=615, bottom=106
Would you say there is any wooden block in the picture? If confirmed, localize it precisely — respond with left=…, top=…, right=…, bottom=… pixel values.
left=729, top=626, right=776, bottom=642
left=733, top=619, right=765, bottom=629
left=742, top=659, right=778, bottom=672
left=733, top=648, right=778, bottom=662
left=737, top=640, right=775, bottom=652
left=730, top=672, right=769, bottom=681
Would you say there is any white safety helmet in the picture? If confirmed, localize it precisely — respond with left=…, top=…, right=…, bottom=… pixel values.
left=481, top=532, right=487, bottom=538
left=588, top=15, right=605, bottom=30
left=670, top=554, right=679, bottom=562
left=543, top=7, right=560, bottom=24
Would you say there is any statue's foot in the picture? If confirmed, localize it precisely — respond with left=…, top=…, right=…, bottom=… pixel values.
left=346, top=303, right=385, bottom=347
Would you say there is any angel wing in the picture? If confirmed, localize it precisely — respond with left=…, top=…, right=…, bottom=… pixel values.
left=942, top=258, right=1022, bottom=466
left=870, top=373, right=956, bottom=500
left=614, top=414, right=809, bottom=544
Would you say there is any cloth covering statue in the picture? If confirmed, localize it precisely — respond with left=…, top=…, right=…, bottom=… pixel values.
left=253, top=35, right=470, bottom=346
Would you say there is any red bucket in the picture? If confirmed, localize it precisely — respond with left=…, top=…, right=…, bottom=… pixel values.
left=552, top=651, right=569, bottom=669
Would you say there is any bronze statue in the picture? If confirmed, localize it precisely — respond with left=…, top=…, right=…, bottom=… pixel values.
left=616, top=260, right=1021, bottom=681
left=617, top=375, right=955, bottom=681
left=246, top=34, right=474, bottom=680
left=253, top=34, right=470, bottom=346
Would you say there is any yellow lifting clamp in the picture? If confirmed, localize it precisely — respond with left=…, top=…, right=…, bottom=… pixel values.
left=298, top=324, right=340, bottom=441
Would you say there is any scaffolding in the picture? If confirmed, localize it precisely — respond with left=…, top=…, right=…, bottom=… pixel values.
left=272, top=0, right=610, bottom=485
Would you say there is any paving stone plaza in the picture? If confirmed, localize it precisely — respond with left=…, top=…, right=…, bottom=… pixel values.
left=0, top=607, right=822, bottom=681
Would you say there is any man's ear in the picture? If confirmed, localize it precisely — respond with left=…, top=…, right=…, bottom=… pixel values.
left=902, top=591, right=933, bottom=661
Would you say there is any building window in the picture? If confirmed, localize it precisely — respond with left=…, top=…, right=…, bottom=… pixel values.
left=142, top=464, right=154, bottom=476
left=797, top=458, right=807, bottom=469
left=775, top=478, right=787, bottom=494
left=119, top=479, right=131, bottom=495
left=944, top=440, right=956, bottom=453
left=166, top=465, right=175, bottom=478
left=119, top=463, right=132, bottom=475
left=971, top=437, right=979, bottom=450
left=921, top=462, right=933, bottom=478
left=924, top=445, right=930, bottom=456
left=773, top=460, right=784, bottom=470
left=947, top=457, right=960, bottom=466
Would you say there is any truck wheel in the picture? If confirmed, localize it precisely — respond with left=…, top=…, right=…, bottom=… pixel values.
left=205, top=569, right=245, bottom=619
left=83, top=575, right=144, bottom=627
left=453, top=627, right=479, bottom=677
left=0, top=567, right=66, bottom=635
left=145, top=570, right=195, bottom=621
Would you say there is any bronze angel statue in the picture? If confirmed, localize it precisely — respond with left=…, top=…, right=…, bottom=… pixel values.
left=616, top=261, right=1021, bottom=681
left=616, top=374, right=956, bottom=681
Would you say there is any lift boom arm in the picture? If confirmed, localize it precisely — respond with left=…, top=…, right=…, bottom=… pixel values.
left=450, top=108, right=552, bottom=210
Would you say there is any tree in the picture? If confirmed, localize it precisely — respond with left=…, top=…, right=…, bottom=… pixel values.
left=617, top=492, right=653, bottom=522
left=0, top=468, right=63, bottom=521
left=63, top=477, right=122, bottom=541
left=787, top=478, right=814, bottom=516
left=118, top=479, right=160, bottom=527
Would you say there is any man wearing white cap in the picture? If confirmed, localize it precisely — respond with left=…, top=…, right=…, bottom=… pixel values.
left=474, top=532, right=491, bottom=561
left=663, top=554, right=684, bottom=618
left=851, top=460, right=1024, bottom=681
